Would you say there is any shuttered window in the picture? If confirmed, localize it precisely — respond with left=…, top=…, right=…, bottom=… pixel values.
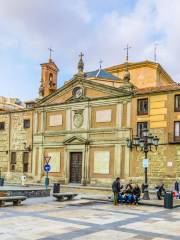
left=137, top=98, right=148, bottom=115
left=174, top=121, right=180, bottom=141
left=175, top=95, right=180, bottom=112
left=23, top=152, right=29, bottom=172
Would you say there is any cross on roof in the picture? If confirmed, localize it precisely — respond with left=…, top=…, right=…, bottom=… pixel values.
left=124, top=44, right=131, bottom=62
left=79, top=52, right=84, bottom=59
left=48, top=47, right=54, bottom=59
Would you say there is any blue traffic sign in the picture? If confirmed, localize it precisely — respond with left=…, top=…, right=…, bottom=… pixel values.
left=44, top=164, right=51, bottom=172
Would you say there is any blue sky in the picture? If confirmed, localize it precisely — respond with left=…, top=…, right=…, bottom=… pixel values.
left=0, top=0, right=180, bottom=101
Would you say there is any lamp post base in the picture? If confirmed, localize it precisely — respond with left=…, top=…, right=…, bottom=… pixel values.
left=143, top=184, right=150, bottom=200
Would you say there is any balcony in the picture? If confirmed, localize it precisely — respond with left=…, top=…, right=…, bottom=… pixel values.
left=168, top=133, right=180, bottom=144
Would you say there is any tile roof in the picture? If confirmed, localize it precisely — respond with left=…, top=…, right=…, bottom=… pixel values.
left=135, top=83, right=180, bottom=94
left=86, top=69, right=120, bottom=80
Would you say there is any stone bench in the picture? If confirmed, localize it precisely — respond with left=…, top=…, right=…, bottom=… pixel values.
left=53, top=193, right=78, bottom=201
left=0, top=196, right=27, bottom=207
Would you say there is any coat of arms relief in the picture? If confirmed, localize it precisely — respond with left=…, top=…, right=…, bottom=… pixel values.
left=73, top=109, right=84, bottom=128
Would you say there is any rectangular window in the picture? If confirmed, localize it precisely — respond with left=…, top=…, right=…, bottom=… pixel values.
left=174, top=121, right=180, bottom=141
left=137, top=98, right=148, bottom=115
left=175, top=95, right=180, bottom=111
left=10, top=152, right=16, bottom=171
left=11, top=152, right=16, bottom=164
left=137, top=122, right=148, bottom=138
left=23, top=152, right=29, bottom=172
left=23, top=119, right=30, bottom=129
left=0, top=122, right=5, bottom=130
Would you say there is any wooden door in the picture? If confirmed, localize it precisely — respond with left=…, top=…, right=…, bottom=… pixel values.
left=70, top=152, right=82, bottom=183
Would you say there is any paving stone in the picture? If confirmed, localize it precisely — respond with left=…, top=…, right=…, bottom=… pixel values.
left=0, top=196, right=180, bottom=240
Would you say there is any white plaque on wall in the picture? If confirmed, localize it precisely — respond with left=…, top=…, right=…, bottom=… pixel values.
left=48, top=152, right=61, bottom=172
left=94, top=151, right=110, bottom=174
left=167, top=161, right=173, bottom=167
left=96, top=109, right=112, bottom=123
left=49, top=114, right=62, bottom=126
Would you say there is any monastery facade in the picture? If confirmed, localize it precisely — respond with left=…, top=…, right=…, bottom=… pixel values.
left=0, top=55, right=180, bottom=187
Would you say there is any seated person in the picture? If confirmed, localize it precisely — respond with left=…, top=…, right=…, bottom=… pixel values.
left=155, top=183, right=166, bottom=200
left=133, top=183, right=141, bottom=203
left=124, top=183, right=134, bottom=204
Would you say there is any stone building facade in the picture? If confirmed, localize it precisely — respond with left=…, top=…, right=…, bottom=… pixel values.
left=0, top=56, right=180, bottom=186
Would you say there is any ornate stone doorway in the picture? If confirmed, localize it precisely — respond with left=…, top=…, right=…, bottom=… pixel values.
left=70, top=152, right=82, bottom=183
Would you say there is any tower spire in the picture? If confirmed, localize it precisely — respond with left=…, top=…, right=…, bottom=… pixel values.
left=78, top=52, right=84, bottom=73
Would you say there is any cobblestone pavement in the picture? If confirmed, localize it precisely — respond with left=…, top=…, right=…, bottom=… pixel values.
left=0, top=196, right=180, bottom=240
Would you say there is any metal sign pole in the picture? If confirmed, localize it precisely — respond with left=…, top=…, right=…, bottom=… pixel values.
left=44, top=156, right=51, bottom=190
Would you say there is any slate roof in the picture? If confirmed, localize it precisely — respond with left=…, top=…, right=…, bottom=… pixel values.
left=86, top=69, right=120, bottom=80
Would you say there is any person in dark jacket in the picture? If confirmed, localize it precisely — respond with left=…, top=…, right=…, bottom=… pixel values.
left=112, top=177, right=121, bottom=205
left=175, top=180, right=179, bottom=193
left=133, top=184, right=141, bottom=204
left=125, top=179, right=133, bottom=191
left=124, top=180, right=133, bottom=203
left=156, top=183, right=166, bottom=200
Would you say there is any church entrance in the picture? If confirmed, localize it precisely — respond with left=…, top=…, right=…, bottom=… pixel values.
left=70, top=152, right=82, bottom=183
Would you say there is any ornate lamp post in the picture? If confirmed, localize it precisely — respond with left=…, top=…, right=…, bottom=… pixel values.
left=126, top=128, right=159, bottom=200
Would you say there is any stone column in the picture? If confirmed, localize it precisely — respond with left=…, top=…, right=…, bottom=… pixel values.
left=126, top=101, right=131, bottom=128
left=66, top=109, right=71, bottom=131
left=124, top=146, right=130, bottom=178
left=64, top=148, right=69, bottom=184
left=115, top=144, right=121, bottom=177
left=116, top=103, right=123, bottom=128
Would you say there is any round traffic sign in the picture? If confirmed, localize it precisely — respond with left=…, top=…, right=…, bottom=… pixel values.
left=44, top=164, right=51, bottom=172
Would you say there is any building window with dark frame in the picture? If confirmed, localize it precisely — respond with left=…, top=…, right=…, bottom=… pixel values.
left=10, top=152, right=16, bottom=171
left=23, top=152, right=29, bottom=173
left=174, top=95, right=180, bottom=112
left=23, top=119, right=30, bottom=129
left=137, top=98, right=148, bottom=115
left=174, top=121, right=180, bottom=142
left=0, top=122, right=5, bottom=130
left=137, top=122, right=148, bottom=138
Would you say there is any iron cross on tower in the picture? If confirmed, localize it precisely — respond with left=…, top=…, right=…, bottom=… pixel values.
left=124, top=44, right=131, bottom=62
left=79, top=52, right=84, bottom=59
left=48, top=47, right=54, bottom=60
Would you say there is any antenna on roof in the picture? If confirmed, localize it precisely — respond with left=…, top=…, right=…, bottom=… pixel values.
left=154, top=43, right=158, bottom=63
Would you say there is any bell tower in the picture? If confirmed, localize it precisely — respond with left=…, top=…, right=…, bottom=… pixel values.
left=39, top=52, right=59, bottom=98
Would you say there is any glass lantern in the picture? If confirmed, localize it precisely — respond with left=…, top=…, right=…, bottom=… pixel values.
left=133, top=136, right=140, bottom=146
left=147, top=133, right=154, bottom=145
left=153, top=136, right=159, bottom=146
left=142, top=128, right=149, bottom=137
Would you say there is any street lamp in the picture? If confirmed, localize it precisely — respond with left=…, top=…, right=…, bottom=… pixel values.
left=126, top=128, right=159, bottom=200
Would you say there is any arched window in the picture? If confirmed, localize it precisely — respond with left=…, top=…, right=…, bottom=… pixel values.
left=49, top=73, right=53, bottom=87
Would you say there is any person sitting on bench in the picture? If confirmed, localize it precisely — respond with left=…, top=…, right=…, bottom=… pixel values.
left=124, top=181, right=134, bottom=204
left=133, top=183, right=141, bottom=204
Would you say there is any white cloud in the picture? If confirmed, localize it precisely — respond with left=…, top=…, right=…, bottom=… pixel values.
left=0, top=0, right=180, bottom=100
